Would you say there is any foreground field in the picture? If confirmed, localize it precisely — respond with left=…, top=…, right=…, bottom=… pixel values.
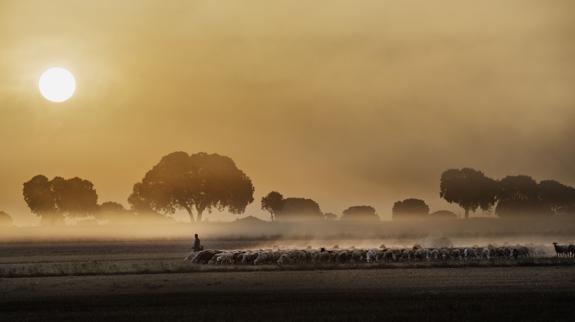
left=2, top=266, right=575, bottom=321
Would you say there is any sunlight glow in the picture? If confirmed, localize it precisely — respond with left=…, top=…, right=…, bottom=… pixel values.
left=38, top=67, right=76, bottom=102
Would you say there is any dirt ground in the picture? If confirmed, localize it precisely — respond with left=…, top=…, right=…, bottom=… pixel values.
left=2, top=266, right=575, bottom=322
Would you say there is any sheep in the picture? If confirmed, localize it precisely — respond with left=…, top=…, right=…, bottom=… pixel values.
left=215, top=252, right=235, bottom=265
left=241, top=251, right=259, bottom=265
left=413, top=248, right=428, bottom=261
left=366, top=249, right=381, bottom=263
left=429, top=248, right=440, bottom=261
left=189, top=249, right=221, bottom=264
left=277, top=250, right=309, bottom=266
left=184, top=244, right=542, bottom=267
left=334, top=250, right=352, bottom=263
left=351, top=249, right=367, bottom=263
left=463, top=248, right=476, bottom=260
left=449, top=248, right=462, bottom=261
left=254, top=250, right=277, bottom=265
left=553, top=242, right=570, bottom=258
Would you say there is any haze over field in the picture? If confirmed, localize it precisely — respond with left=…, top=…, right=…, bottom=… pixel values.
left=1, top=0, right=575, bottom=224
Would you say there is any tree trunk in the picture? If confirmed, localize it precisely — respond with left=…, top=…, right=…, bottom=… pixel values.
left=183, top=205, right=195, bottom=223
left=464, top=208, right=469, bottom=219
left=195, top=204, right=206, bottom=222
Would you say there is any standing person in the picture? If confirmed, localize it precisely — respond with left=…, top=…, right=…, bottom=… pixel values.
left=193, top=233, right=203, bottom=251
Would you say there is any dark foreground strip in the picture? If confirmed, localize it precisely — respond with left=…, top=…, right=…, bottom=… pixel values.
left=1, top=290, right=575, bottom=322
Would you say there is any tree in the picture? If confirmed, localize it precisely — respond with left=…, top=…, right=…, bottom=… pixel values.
left=51, top=177, right=98, bottom=216
left=97, top=202, right=136, bottom=223
left=538, top=180, right=575, bottom=215
left=495, top=175, right=551, bottom=218
left=341, top=205, right=380, bottom=221
left=428, top=210, right=458, bottom=220
left=440, top=168, right=499, bottom=219
left=23, top=175, right=59, bottom=224
left=324, top=212, right=338, bottom=221
left=392, top=198, right=429, bottom=220
left=23, top=175, right=98, bottom=225
left=129, top=152, right=254, bottom=222
left=261, top=191, right=284, bottom=221
left=275, top=197, right=323, bottom=221
left=0, top=210, right=13, bottom=226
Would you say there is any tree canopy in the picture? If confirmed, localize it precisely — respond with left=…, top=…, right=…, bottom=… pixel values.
left=538, top=180, right=575, bottom=215
left=495, top=175, right=552, bottom=218
left=23, top=175, right=98, bottom=225
left=341, top=205, right=380, bottom=221
left=392, top=198, right=429, bottom=220
left=440, top=168, right=499, bottom=219
left=128, top=152, right=254, bottom=222
left=323, top=212, right=338, bottom=221
left=276, top=197, right=323, bottom=221
left=261, top=191, right=284, bottom=221
left=428, top=210, right=458, bottom=220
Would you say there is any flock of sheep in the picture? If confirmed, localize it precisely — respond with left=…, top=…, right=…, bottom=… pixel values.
left=553, top=242, right=575, bottom=258
left=184, top=244, right=551, bottom=266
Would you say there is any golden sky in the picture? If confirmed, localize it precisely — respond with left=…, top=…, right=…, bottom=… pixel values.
left=1, top=0, right=574, bottom=223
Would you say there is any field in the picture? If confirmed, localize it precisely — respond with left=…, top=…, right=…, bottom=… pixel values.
left=1, top=237, right=575, bottom=321
left=2, top=266, right=575, bottom=321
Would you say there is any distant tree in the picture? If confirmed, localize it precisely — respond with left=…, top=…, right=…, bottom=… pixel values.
left=0, top=210, right=13, bottom=226
left=23, top=175, right=59, bottom=224
left=23, top=175, right=98, bottom=225
left=97, top=202, right=136, bottom=223
left=276, top=197, right=323, bottom=222
left=99, top=201, right=127, bottom=213
left=129, top=152, right=254, bottom=222
left=341, top=205, right=380, bottom=221
left=392, top=198, right=429, bottom=220
left=51, top=177, right=98, bottom=216
left=538, top=180, right=575, bottom=215
left=495, top=175, right=551, bottom=217
left=428, top=210, right=458, bottom=220
left=440, top=168, right=499, bottom=219
left=324, top=212, right=338, bottom=221
left=261, top=191, right=284, bottom=221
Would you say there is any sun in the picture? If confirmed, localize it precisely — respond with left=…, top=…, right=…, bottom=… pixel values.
left=38, top=67, right=76, bottom=102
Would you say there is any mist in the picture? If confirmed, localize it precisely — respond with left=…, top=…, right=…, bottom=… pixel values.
left=1, top=1, right=575, bottom=224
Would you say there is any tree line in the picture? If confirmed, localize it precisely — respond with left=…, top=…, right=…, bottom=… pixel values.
left=440, top=168, right=575, bottom=219
left=7, top=152, right=575, bottom=226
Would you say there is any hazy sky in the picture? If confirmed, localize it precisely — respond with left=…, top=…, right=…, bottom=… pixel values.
left=1, top=0, right=574, bottom=224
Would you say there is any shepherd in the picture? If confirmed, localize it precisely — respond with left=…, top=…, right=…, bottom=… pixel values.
left=193, top=233, right=204, bottom=252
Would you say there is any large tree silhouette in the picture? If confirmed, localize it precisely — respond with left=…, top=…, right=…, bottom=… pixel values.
left=440, top=168, right=499, bottom=219
left=129, top=152, right=254, bottom=222
left=341, top=205, right=380, bottom=221
left=538, top=180, right=575, bottom=215
left=495, top=175, right=551, bottom=217
left=23, top=175, right=58, bottom=224
left=23, top=175, right=98, bottom=225
left=261, top=191, right=284, bottom=221
left=392, top=198, right=430, bottom=220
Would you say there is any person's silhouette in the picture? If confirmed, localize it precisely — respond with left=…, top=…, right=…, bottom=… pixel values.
left=193, top=234, right=203, bottom=251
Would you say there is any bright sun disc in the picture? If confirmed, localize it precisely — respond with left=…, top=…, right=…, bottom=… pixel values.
left=38, top=67, right=76, bottom=102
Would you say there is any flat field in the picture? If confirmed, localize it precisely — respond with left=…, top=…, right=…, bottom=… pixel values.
left=2, top=266, right=575, bottom=321
left=1, top=239, right=575, bottom=321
